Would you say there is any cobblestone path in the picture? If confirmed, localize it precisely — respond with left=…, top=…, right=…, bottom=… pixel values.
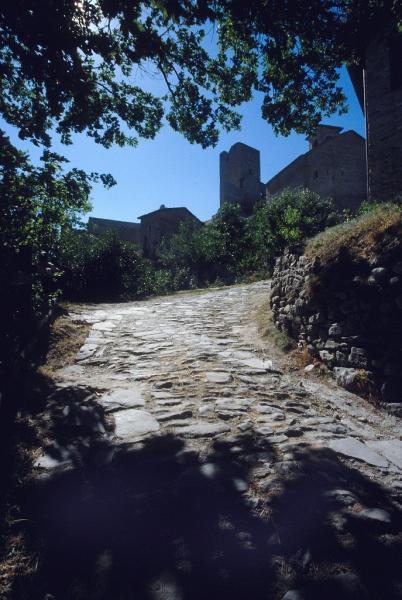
left=33, top=282, right=402, bottom=600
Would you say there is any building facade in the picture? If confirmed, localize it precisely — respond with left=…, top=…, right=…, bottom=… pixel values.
left=138, top=206, right=201, bottom=257
left=87, top=217, right=141, bottom=244
left=265, top=126, right=367, bottom=210
left=220, top=125, right=367, bottom=214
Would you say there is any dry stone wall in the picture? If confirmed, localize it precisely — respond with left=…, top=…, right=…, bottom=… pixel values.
left=270, top=250, right=402, bottom=404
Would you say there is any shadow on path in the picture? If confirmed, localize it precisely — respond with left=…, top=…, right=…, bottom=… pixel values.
left=18, top=386, right=402, bottom=600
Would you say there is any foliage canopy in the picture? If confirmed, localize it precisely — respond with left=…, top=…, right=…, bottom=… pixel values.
left=1, top=0, right=399, bottom=148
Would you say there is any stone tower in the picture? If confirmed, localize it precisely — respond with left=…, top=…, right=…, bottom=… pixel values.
left=219, top=142, right=263, bottom=214
left=307, top=124, right=343, bottom=150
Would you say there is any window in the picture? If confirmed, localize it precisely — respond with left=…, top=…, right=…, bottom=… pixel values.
left=314, top=169, right=319, bottom=179
left=389, top=33, right=402, bottom=91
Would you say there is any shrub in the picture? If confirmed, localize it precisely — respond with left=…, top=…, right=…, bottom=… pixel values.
left=58, top=229, right=154, bottom=301
left=158, top=221, right=211, bottom=286
left=151, top=269, right=175, bottom=295
left=160, top=203, right=252, bottom=286
left=247, top=188, right=339, bottom=271
left=159, top=191, right=337, bottom=286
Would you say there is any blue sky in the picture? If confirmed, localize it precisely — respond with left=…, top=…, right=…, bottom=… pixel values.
left=2, top=67, right=364, bottom=223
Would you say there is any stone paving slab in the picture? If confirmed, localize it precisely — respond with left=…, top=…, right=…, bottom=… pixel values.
left=327, top=437, right=389, bottom=468
left=174, top=422, right=231, bottom=437
left=366, top=439, right=402, bottom=470
left=99, top=388, right=146, bottom=412
left=113, top=409, right=160, bottom=443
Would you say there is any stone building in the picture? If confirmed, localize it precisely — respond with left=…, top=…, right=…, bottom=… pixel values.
left=138, top=206, right=201, bottom=257
left=220, top=125, right=367, bottom=213
left=349, top=27, right=402, bottom=202
left=265, top=126, right=367, bottom=210
left=88, top=205, right=201, bottom=257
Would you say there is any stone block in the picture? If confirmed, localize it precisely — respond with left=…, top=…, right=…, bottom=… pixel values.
left=348, top=347, right=368, bottom=368
left=325, top=339, right=340, bottom=350
left=371, top=267, right=388, bottom=280
left=319, top=350, right=334, bottom=363
left=328, top=322, right=342, bottom=337
left=333, top=367, right=373, bottom=393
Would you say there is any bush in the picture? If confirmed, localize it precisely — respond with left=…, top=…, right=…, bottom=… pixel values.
left=160, top=203, right=252, bottom=286
left=247, top=188, right=339, bottom=271
left=58, top=229, right=154, bottom=301
left=158, top=191, right=337, bottom=286
left=151, top=269, right=175, bottom=295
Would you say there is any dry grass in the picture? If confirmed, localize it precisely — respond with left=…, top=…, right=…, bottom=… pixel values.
left=39, top=309, right=90, bottom=376
left=287, top=347, right=314, bottom=370
left=305, top=204, right=402, bottom=264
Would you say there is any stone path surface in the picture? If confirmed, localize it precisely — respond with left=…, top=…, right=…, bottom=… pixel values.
left=33, top=282, right=402, bottom=600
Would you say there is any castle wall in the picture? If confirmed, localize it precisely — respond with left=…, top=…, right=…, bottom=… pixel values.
left=266, top=131, right=367, bottom=210
left=88, top=217, right=141, bottom=245
left=220, top=143, right=263, bottom=214
left=364, top=31, right=402, bottom=202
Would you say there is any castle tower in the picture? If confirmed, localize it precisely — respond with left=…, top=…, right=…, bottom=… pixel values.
left=307, top=124, right=343, bottom=149
left=219, top=142, right=263, bottom=215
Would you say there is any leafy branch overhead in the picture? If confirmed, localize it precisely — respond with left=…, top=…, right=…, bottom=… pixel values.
left=1, top=1, right=399, bottom=149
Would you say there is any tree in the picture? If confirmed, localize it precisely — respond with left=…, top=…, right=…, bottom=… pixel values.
left=210, top=203, right=248, bottom=276
left=160, top=204, right=250, bottom=284
left=0, top=1, right=244, bottom=150
left=1, top=1, right=399, bottom=149
left=0, top=131, right=105, bottom=391
left=58, top=229, right=154, bottom=300
left=213, top=0, right=400, bottom=135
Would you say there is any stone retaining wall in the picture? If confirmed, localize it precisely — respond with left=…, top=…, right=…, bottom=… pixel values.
left=270, top=250, right=402, bottom=403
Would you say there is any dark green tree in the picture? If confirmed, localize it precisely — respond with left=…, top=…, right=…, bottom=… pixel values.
left=209, top=203, right=248, bottom=277
left=0, top=132, right=106, bottom=393
left=58, top=229, right=154, bottom=300
left=160, top=203, right=249, bottom=285
left=1, top=1, right=399, bottom=148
